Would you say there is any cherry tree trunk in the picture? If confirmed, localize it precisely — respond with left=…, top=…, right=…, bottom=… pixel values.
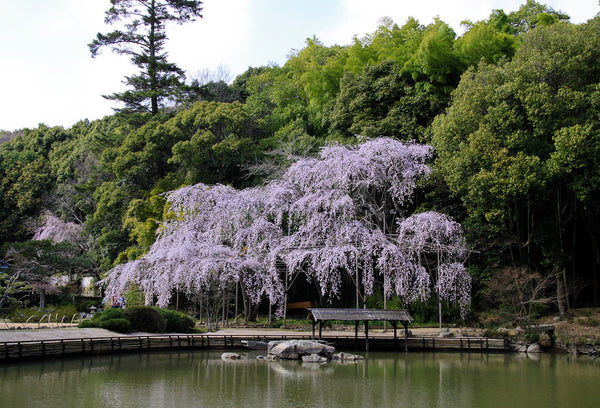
left=555, top=266, right=567, bottom=318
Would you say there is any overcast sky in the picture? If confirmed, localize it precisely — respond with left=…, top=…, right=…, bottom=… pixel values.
left=0, top=0, right=598, bottom=131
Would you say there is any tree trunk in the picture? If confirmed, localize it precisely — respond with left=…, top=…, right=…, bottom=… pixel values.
left=39, top=290, right=46, bottom=310
left=240, top=284, right=249, bottom=323
left=149, top=0, right=159, bottom=115
left=247, top=302, right=259, bottom=322
left=555, top=266, right=567, bottom=318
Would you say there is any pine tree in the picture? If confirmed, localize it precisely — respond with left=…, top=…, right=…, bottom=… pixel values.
left=89, top=0, right=203, bottom=114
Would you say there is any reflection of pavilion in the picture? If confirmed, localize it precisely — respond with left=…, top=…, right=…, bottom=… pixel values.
left=307, top=308, right=413, bottom=352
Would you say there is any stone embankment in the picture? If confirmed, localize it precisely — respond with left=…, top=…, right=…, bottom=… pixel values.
left=490, top=314, right=600, bottom=356
left=551, top=310, right=600, bottom=356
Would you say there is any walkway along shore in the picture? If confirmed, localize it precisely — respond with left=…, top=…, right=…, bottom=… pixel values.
left=0, top=326, right=508, bottom=362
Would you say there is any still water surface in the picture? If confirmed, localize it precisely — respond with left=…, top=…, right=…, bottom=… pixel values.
left=1, top=350, right=599, bottom=408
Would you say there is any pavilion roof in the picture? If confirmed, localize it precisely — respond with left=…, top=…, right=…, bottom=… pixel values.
left=307, top=308, right=413, bottom=323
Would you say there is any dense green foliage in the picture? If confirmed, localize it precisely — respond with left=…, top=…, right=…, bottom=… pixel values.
left=124, top=305, right=166, bottom=332
left=153, top=307, right=195, bottom=332
left=431, top=17, right=600, bottom=312
left=2, top=2, right=599, bottom=323
left=78, top=307, right=130, bottom=332
left=99, top=317, right=131, bottom=332
left=77, top=305, right=194, bottom=333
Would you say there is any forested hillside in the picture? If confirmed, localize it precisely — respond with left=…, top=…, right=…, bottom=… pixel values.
left=2, top=1, right=599, bottom=324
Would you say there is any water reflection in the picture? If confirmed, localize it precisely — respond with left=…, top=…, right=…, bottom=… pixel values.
left=1, top=351, right=599, bottom=408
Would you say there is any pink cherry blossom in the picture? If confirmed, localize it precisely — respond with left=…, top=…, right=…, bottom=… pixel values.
left=33, top=211, right=85, bottom=248
left=101, top=138, right=471, bottom=317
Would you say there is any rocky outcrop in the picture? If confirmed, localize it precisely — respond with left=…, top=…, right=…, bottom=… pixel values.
left=438, top=327, right=454, bottom=337
left=509, top=341, right=542, bottom=353
left=567, top=344, right=600, bottom=356
left=268, top=340, right=335, bottom=360
left=497, top=327, right=523, bottom=337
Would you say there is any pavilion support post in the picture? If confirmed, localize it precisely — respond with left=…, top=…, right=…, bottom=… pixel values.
left=403, top=321, right=409, bottom=352
left=391, top=321, right=398, bottom=351
left=319, top=321, right=323, bottom=340
left=312, top=319, right=316, bottom=340
left=364, top=320, right=369, bottom=352
left=355, top=321, right=359, bottom=349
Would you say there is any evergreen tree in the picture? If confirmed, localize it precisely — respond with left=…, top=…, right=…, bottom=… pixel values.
left=89, top=0, right=203, bottom=115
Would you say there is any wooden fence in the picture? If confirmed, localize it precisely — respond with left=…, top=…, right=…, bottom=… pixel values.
left=0, top=334, right=509, bottom=362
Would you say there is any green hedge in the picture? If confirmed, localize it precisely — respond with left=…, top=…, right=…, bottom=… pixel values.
left=125, top=305, right=166, bottom=332
left=153, top=307, right=195, bottom=332
left=77, top=306, right=195, bottom=333
left=78, top=308, right=128, bottom=330
left=99, top=318, right=131, bottom=333
left=78, top=319, right=96, bottom=328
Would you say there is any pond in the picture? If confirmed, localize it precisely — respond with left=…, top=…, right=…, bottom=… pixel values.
left=1, top=351, right=599, bottom=408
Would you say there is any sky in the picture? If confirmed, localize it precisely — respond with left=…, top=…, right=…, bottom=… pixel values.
left=0, top=0, right=598, bottom=131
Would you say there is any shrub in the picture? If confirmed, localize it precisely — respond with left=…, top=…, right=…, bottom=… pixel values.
left=153, top=307, right=195, bottom=332
left=78, top=319, right=97, bottom=328
left=96, top=308, right=127, bottom=321
left=78, top=308, right=127, bottom=328
left=99, top=318, right=131, bottom=333
left=125, top=305, right=166, bottom=332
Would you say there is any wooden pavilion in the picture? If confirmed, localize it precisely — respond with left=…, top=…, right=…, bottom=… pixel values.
left=307, top=308, right=413, bottom=352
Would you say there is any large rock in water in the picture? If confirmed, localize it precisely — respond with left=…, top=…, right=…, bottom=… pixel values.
left=268, top=340, right=335, bottom=360
left=527, top=343, right=542, bottom=353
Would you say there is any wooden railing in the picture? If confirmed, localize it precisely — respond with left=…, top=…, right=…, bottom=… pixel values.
left=0, top=334, right=508, bottom=362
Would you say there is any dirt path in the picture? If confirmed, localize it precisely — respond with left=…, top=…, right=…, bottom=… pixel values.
left=0, top=324, right=476, bottom=343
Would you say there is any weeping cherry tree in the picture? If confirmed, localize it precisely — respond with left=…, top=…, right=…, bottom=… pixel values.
left=102, top=137, right=472, bottom=319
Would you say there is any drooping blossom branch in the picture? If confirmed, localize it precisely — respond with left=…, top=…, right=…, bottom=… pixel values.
left=101, top=137, right=471, bottom=317
left=397, top=211, right=470, bottom=317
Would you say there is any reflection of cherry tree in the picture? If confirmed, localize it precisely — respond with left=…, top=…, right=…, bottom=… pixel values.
left=102, top=138, right=471, bottom=319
